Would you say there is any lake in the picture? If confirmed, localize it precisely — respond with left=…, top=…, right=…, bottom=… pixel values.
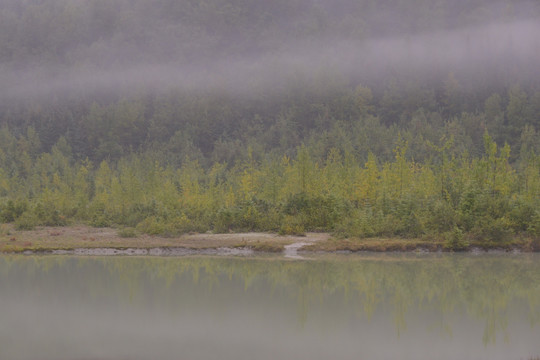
left=1, top=253, right=539, bottom=360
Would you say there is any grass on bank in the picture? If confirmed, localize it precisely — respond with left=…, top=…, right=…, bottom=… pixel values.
left=304, top=235, right=539, bottom=252
left=0, top=223, right=538, bottom=254
left=0, top=224, right=304, bottom=254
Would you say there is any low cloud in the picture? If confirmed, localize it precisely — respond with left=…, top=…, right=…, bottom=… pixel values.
left=1, top=18, right=539, bottom=102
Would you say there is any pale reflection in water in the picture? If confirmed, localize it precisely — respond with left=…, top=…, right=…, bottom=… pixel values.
left=0, top=254, right=539, bottom=360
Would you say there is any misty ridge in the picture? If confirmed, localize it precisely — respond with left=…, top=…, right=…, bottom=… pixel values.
left=0, top=0, right=539, bottom=165
left=1, top=0, right=540, bottom=101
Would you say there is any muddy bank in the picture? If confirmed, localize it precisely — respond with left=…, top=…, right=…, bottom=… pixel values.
left=304, top=236, right=539, bottom=253
left=0, top=225, right=537, bottom=255
left=0, top=225, right=328, bottom=255
left=24, top=247, right=255, bottom=256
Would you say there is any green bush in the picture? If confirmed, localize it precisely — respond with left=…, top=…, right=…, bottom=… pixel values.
left=170, top=213, right=204, bottom=234
left=283, top=193, right=349, bottom=231
left=392, top=198, right=424, bottom=237
left=527, top=210, right=540, bottom=237
left=279, top=215, right=305, bottom=236
left=213, top=199, right=279, bottom=233
left=0, top=200, right=28, bottom=223
left=334, top=208, right=376, bottom=238
left=213, top=208, right=235, bottom=233
left=335, top=208, right=414, bottom=239
left=14, top=211, right=39, bottom=230
left=508, top=200, right=536, bottom=233
left=88, top=202, right=112, bottom=227
left=472, top=216, right=513, bottom=243
left=423, top=199, right=456, bottom=234
left=121, top=202, right=160, bottom=227
left=255, top=207, right=282, bottom=232
left=457, top=188, right=482, bottom=231
left=33, top=201, right=68, bottom=226
left=134, top=212, right=206, bottom=236
left=136, top=216, right=166, bottom=235
left=117, top=227, right=138, bottom=238
left=444, top=226, right=469, bottom=251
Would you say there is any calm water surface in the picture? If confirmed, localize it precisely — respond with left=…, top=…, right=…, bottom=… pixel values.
left=1, top=253, right=539, bottom=360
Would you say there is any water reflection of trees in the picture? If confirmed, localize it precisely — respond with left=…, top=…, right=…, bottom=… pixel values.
left=1, top=254, right=539, bottom=342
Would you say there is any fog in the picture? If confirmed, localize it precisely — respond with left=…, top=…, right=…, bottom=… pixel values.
left=1, top=0, right=539, bottom=103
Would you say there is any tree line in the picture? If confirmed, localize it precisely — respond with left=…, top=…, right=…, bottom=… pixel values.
left=0, top=125, right=538, bottom=247
left=0, top=0, right=538, bottom=247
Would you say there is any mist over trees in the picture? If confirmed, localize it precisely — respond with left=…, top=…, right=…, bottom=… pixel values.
left=1, top=0, right=540, bottom=161
left=0, top=0, right=538, bottom=244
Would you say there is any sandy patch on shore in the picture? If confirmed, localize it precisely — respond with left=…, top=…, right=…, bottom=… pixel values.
left=0, top=224, right=329, bottom=254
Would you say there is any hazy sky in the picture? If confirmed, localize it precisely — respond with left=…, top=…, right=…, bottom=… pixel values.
left=1, top=0, right=539, bottom=102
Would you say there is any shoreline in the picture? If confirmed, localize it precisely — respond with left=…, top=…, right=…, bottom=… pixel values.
left=0, top=225, right=538, bottom=255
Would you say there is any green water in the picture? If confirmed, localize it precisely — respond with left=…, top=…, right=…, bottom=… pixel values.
left=1, top=253, right=539, bottom=360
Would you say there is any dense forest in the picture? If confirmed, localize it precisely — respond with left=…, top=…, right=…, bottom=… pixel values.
left=0, top=0, right=538, bottom=246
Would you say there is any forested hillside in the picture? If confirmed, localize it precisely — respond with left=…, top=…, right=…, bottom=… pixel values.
left=0, top=0, right=538, bottom=246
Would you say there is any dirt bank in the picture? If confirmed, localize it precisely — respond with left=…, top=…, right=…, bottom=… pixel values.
left=0, top=224, right=537, bottom=255
left=0, top=224, right=329, bottom=254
